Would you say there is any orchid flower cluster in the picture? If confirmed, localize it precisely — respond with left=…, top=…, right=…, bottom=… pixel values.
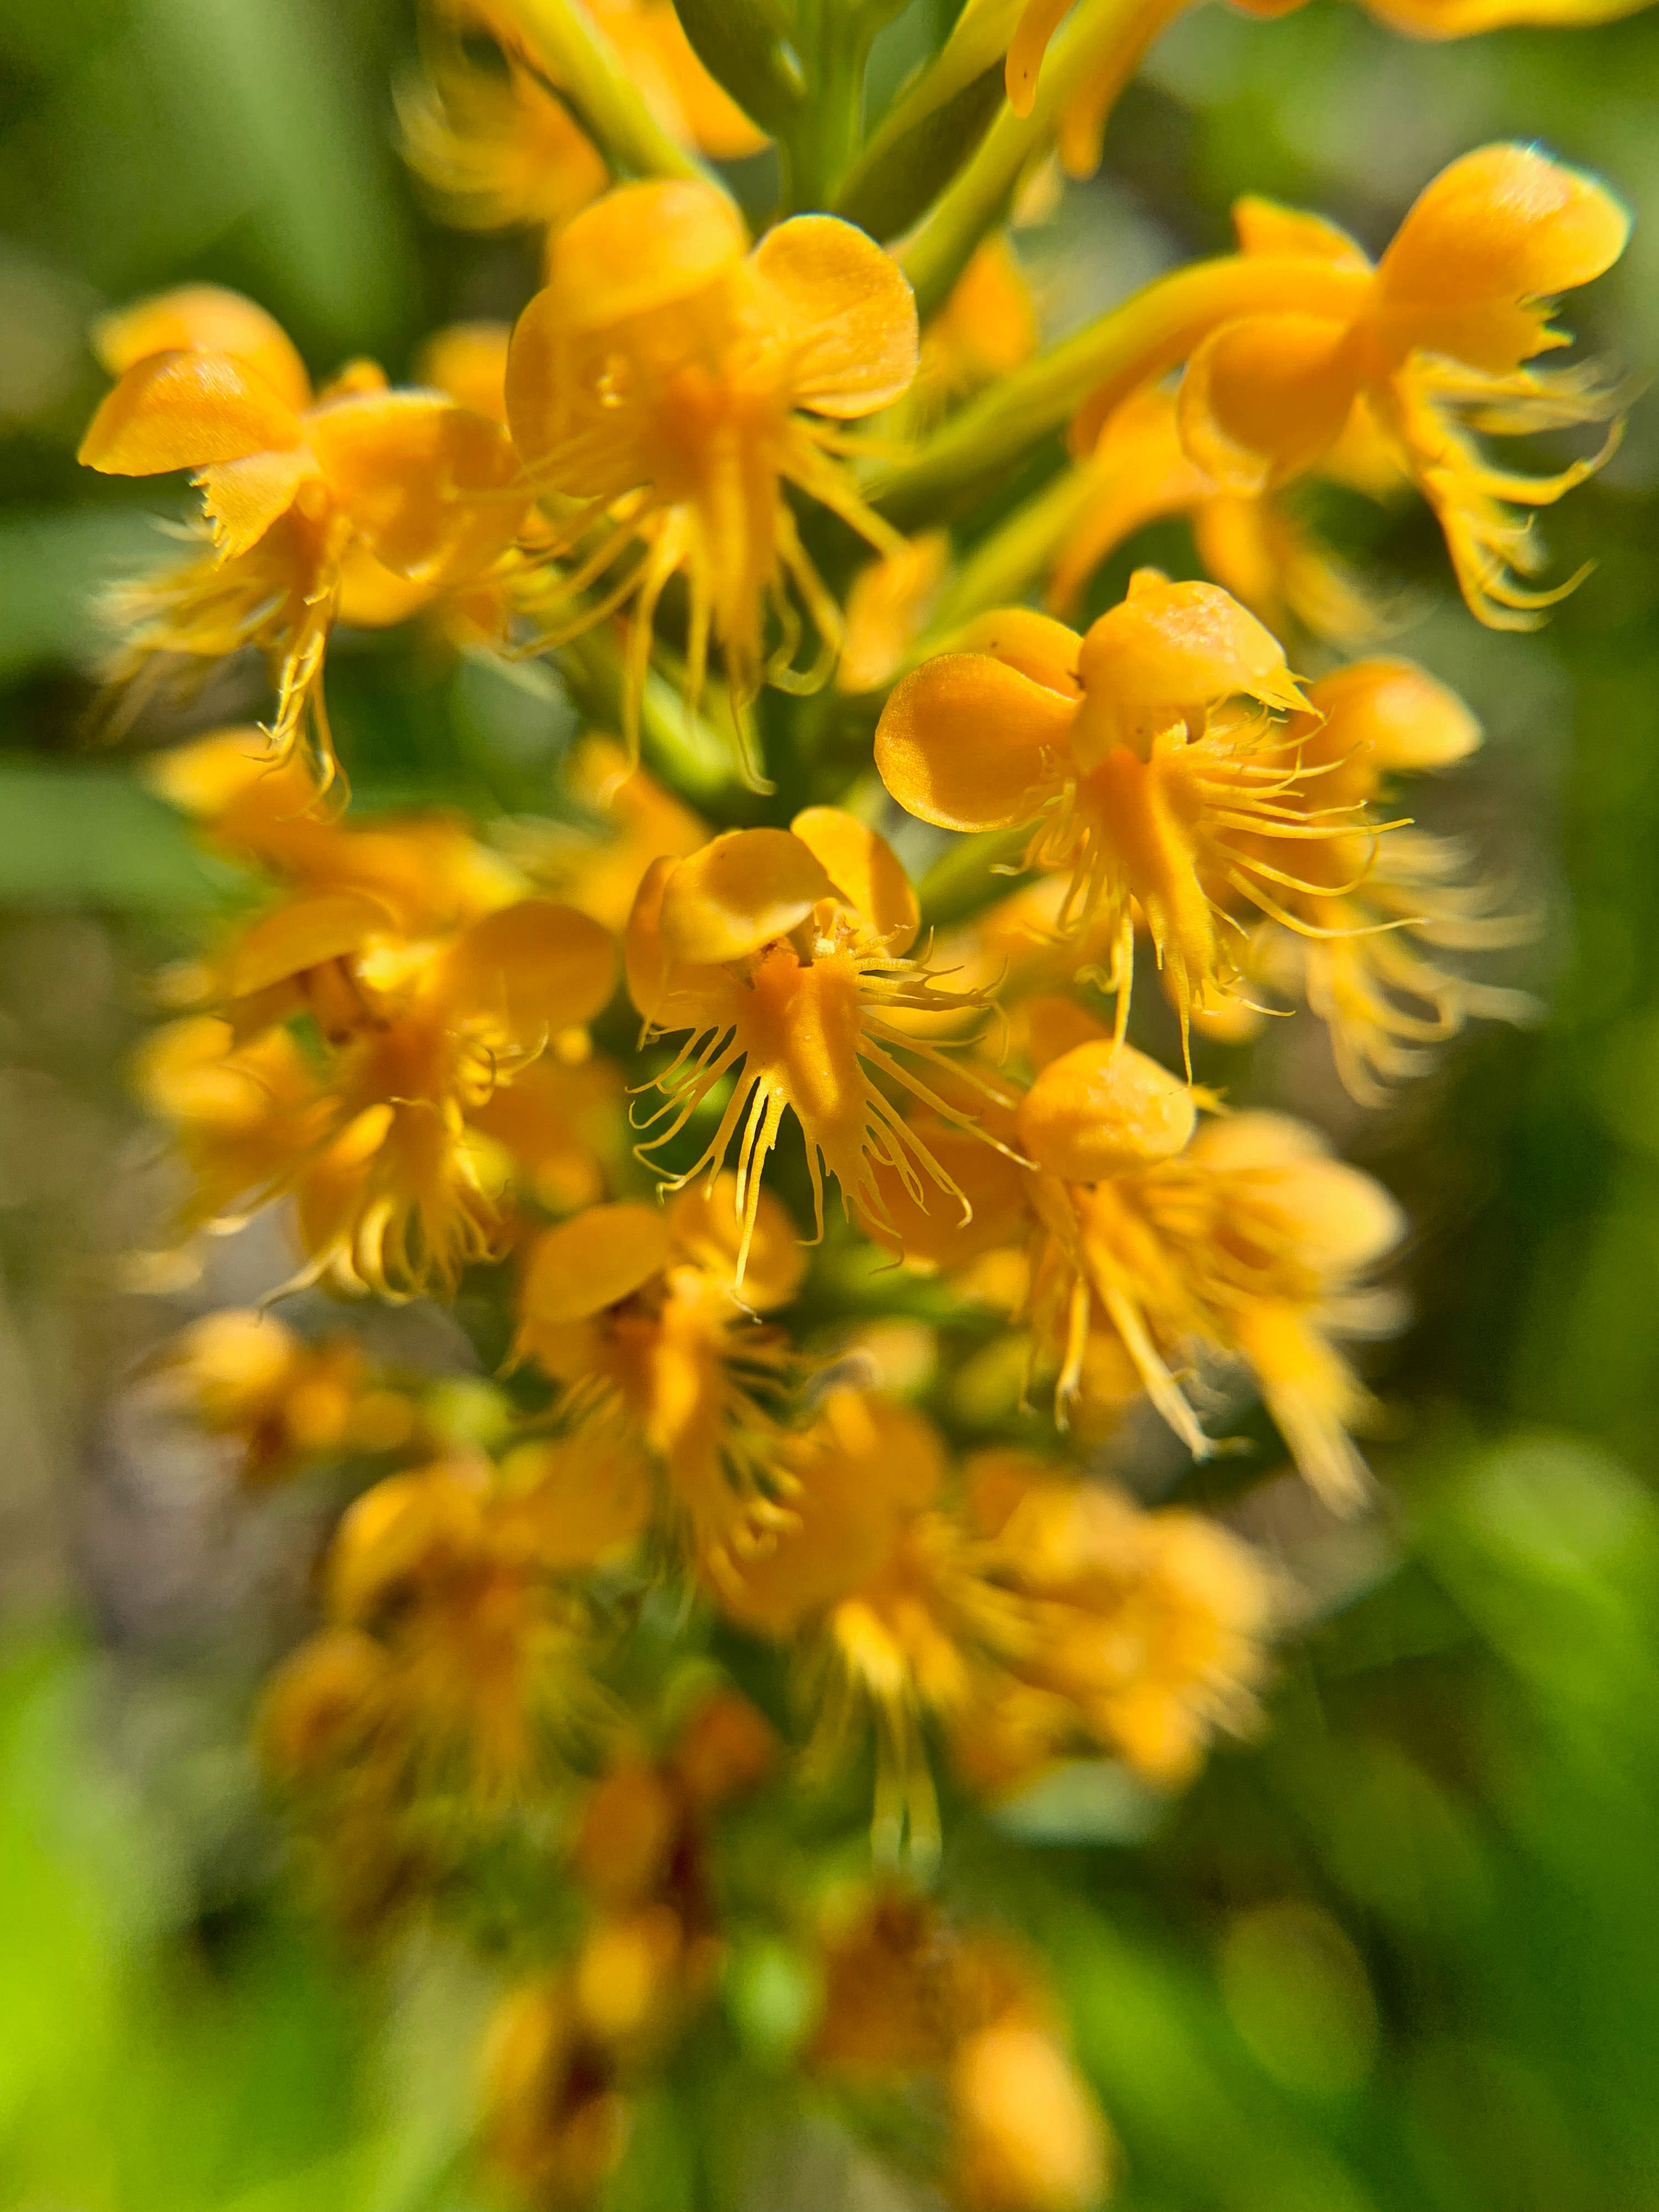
left=87, top=0, right=1637, bottom=2203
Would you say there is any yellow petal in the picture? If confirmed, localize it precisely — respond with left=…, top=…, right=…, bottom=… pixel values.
left=1015, top=1039, right=1197, bottom=1180
left=1232, top=197, right=1372, bottom=272
left=1177, top=314, right=1359, bottom=494
left=666, top=1173, right=805, bottom=1311
left=77, top=349, right=304, bottom=475
left=752, top=216, right=919, bottom=418
left=546, top=178, right=748, bottom=334
left=143, top=726, right=316, bottom=820
left=875, top=653, right=1073, bottom=832
left=414, top=320, right=512, bottom=422
left=93, top=285, right=312, bottom=410
left=444, top=899, right=618, bottom=1044
left=1005, top=0, right=1075, bottom=116
left=951, top=607, right=1083, bottom=695
left=1018, top=993, right=1110, bottom=1070
left=307, top=392, right=526, bottom=583
left=837, top=531, right=950, bottom=695
left=1380, top=142, right=1630, bottom=312
left=520, top=1202, right=675, bottom=1326
left=1076, top=576, right=1304, bottom=726
left=789, top=807, right=919, bottom=952
left=1300, top=659, right=1481, bottom=784
left=656, top=829, right=836, bottom=966
left=335, top=543, right=440, bottom=628
left=227, top=891, right=395, bottom=999
left=199, top=445, right=319, bottom=560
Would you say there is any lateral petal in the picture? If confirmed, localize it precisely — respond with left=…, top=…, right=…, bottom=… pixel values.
left=307, top=392, right=527, bottom=583
left=77, top=350, right=304, bottom=475
left=753, top=215, right=920, bottom=418
left=93, top=285, right=312, bottom=410
left=875, top=652, right=1073, bottom=832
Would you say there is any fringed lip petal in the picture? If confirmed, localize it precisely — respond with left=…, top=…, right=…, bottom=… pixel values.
left=78, top=349, right=306, bottom=474
left=875, top=653, right=1073, bottom=832
left=752, top=216, right=920, bottom=419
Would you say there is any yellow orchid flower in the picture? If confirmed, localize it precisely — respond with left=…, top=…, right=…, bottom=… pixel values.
left=79, top=287, right=529, bottom=784
left=1014, top=1042, right=1405, bottom=1503
left=952, top=1449, right=1277, bottom=1791
left=504, top=180, right=919, bottom=766
left=812, top=1890, right=1115, bottom=2212
left=1051, top=383, right=1393, bottom=647
left=875, top=575, right=1360, bottom=1041
left=1224, top=658, right=1537, bottom=1100
left=623, top=810, right=1000, bottom=1283
left=511, top=1182, right=804, bottom=1580
left=1071, top=147, right=1630, bottom=627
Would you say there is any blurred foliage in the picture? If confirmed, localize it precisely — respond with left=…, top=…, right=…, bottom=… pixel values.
left=3, top=0, right=1659, bottom=2208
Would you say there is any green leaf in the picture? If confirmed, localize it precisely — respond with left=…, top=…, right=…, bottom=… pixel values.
left=671, top=0, right=805, bottom=137
left=0, top=506, right=181, bottom=682
left=0, top=762, right=247, bottom=911
left=834, top=62, right=1005, bottom=240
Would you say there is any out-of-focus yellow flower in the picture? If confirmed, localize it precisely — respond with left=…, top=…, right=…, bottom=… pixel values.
left=158, top=1307, right=416, bottom=1483
left=875, top=577, right=1368, bottom=1042
left=1015, top=1046, right=1405, bottom=1503
left=454, top=0, right=768, bottom=161
left=837, top=530, right=951, bottom=695
left=148, top=726, right=527, bottom=932
left=480, top=1975, right=630, bottom=2205
left=1072, top=149, right=1630, bottom=627
left=1007, top=0, right=1655, bottom=186
left=954, top=1451, right=1276, bottom=1791
left=504, top=181, right=918, bottom=761
left=140, top=862, right=616, bottom=1293
left=513, top=1181, right=803, bottom=1579
left=714, top=1389, right=1018, bottom=1858
left=399, top=30, right=608, bottom=242
left=1223, top=658, right=1536, bottom=1100
left=625, top=810, right=1001, bottom=1285
left=510, top=733, right=708, bottom=933
left=260, top=1457, right=615, bottom=1925
left=414, top=320, right=513, bottom=424
left=1236, top=0, right=1655, bottom=34
left=919, top=234, right=1041, bottom=413
left=1051, top=384, right=1390, bottom=648
left=812, top=1889, right=1115, bottom=2211
left=79, top=287, right=528, bottom=782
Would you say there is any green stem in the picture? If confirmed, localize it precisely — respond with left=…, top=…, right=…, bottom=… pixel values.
left=928, top=464, right=1099, bottom=634
left=865, top=254, right=1371, bottom=530
left=491, top=0, right=725, bottom=190
left=779, top=0, right=876, bottom=212
left=896, top=0, right=1191, bottom=319
left=917, top=827, right=1034, bottom=928
left=556, top=629, right=749, bottom=806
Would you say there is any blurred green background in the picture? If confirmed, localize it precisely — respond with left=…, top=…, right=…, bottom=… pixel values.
left=3, top=1, right=1659, bottom=2206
